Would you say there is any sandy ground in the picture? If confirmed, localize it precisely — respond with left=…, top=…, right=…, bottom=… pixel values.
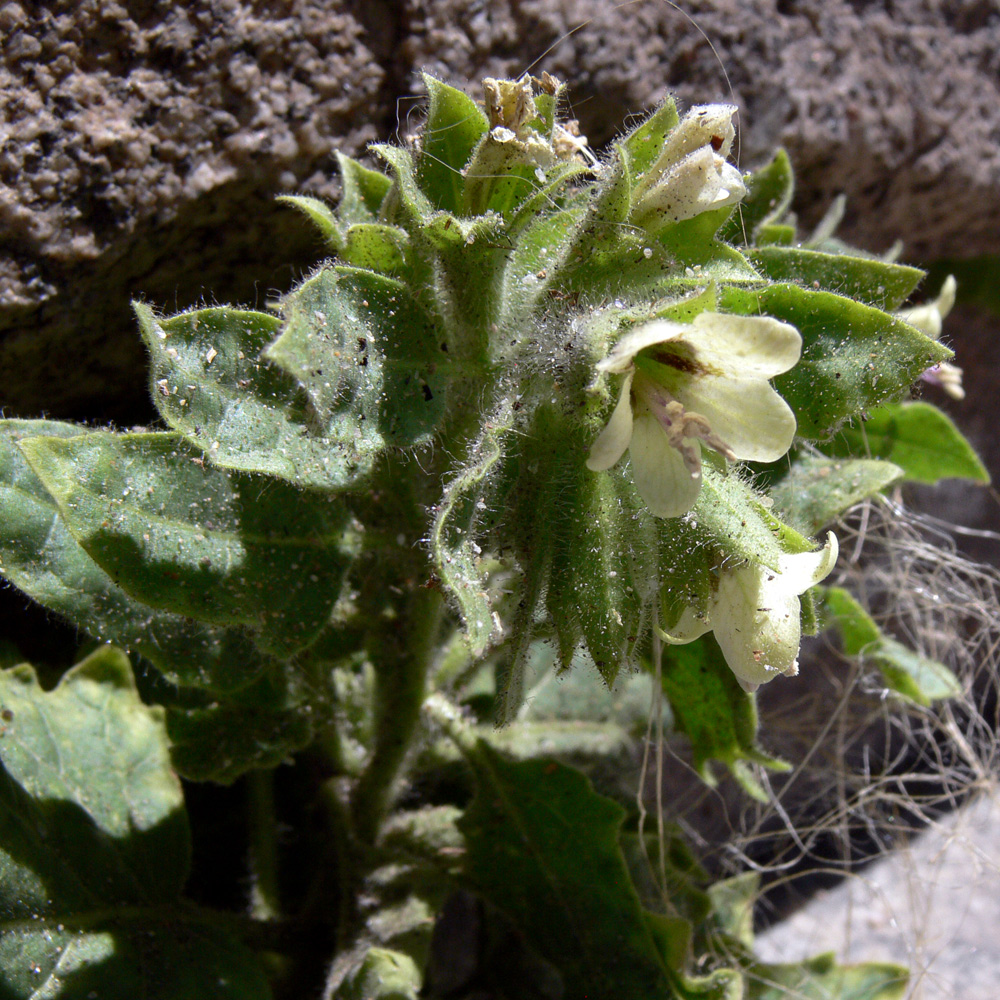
left=756, top=788, right=1000, bottom=1000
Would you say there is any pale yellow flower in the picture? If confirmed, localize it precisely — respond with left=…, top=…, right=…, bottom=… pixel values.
left=630, top=104, right=746, bottom=226
left=897, top=275, right=964, bottom=400
left=662, top=533, right=840, bottom=693
left=587, top=312, right=801, bottom=517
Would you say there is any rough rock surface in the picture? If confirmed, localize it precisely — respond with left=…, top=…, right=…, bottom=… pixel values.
left=1, top=0, right=998, bottom=426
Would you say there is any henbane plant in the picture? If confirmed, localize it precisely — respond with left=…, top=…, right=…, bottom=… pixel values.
left=0, top=72, right=989, bottom=999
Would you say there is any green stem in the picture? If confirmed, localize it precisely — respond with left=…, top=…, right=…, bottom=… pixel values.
left=246, top=768, right=282, bottom=922
left=351, top=585, right=445, bottom=845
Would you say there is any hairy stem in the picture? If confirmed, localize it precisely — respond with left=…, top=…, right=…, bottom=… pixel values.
left=247, top=768, right=282, bottom=922
left=351, top=584, right=445, bottom=845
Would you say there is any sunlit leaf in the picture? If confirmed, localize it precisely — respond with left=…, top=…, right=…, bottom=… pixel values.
left=828, top=401, right=989, bottom=484
left=19, top=431, right=349, bottom=657
left=0, top=647, right=268, bottom=999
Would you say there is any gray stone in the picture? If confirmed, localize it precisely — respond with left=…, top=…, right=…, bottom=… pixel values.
left=2, top=0, right=999, bottom=419
left=757, top=790, right=1000, bottom=1000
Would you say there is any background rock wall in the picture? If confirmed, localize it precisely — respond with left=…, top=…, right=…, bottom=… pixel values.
left=1, top=0, right=997, bottom=519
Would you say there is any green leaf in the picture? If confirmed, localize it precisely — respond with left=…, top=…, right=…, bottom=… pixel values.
left=770, top=454, right=904, bottom=534
left=756, top=223, right=796, bottom=246
left=720, top=284, right=951, bottom=439
left=694, top=466, right=789, bottom=571
left=0, top=419, right=268, bottom=692
left=748, top=953, right=908, bottom=1000
left=0, top=647, right=270, bottom=999
left=547, top=463, right=657, bottom=685
left=430, top=399, right=513, bottom=656
left=829, top=401, right=990, bottom=484
left=747, top=246, right=923, bottom=310
left=415, top=74, right=489, bottom=212
left=269, top=266, right=450, bottom=458
left=657, top=205, right=757, bottom=275
left=337, top=948, right=421, bottom=1000
left=335, top=150, right=393, bottom=225
left=373, top=143, right=436, bottom=228
left=419, top=211, right=514, bottom=346
left=277, top=193, right=343, bottom=250
left=339, top=222, right=409, bottom=273
left=660, top=635, right=790, bottom=801
left=139, top=298, right=407, bottom=491
left=619, top=97, right=680, bottom=180
left=164, top=670, right=316, bottom=783
left=707, top=872, right=759, bottom=950
left=18, top=431, right=349, bottom=657
left=823, top=587, right=961, bottom=705
left=456, top=742, right=676, bottom=999
left=719, top=148, right=793, bottom=245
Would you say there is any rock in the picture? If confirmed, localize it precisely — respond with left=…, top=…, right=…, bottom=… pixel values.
left=2, top=0, right=998, bottom=424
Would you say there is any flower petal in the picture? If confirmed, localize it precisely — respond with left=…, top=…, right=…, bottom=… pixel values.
left=775, top=532, right=839, bottom=594
left=658, top=605, right=712, bottom=644
left=897, top=275, right=956, bottom=340
left=682, top=313, right=802, bottom=378
left=635, top=104, right=738, bottom=200
left=597, top=321, right=689, bottom=373
left=633, top=148, right=746, bottom=225
left=629, top=412, right=703, bottom=517
left=586, top=373, right=634, bottom=471
left=712, top=564, right=802, bottom=693
left=673, top=375, right=796, bottom=462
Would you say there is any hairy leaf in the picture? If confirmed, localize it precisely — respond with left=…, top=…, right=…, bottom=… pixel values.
left=823, top=587, right=961, bottom=705
left=335, top=150, right=394, bottom=225
left=19, top=431, right=349, bottom=657
left=416, top=74, right=489, bottom=213
left=748, top=953, right=908, bottom=1000
left=0, top=647, right=269, bottom=999
left=720, top=284, right=951, bottom=439
left=747, top=246, right=922, bottom=310
left=430, top=400, right=513, bottom=656
left=278, top=193, right=343, bottom=250
left=660, top=636, right=790, bottom=801
left=0, top=419, right=268, bottom=691
left=719, top=148, right=793, bottom=245
left=269, top=266, right=450, bottom=460
left=164, top=671, right=316, bottom=783
left=457, top=743, right=676, bottom=998
left=140, top=295, right=424, bottom=491
left=770, top=454, right=904, bottom=534
left=829, top=401, right=989, bottom=484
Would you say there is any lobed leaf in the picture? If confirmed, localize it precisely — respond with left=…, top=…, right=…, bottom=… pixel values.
left=140, top=298, right=396, bottom=491
left=270, top=266, right=449, bottom=457
left=164, top=669, right=316, bottom=783
left=0, top=647, right=268, bottom=998
left=457, top=742, right=677, bottom=999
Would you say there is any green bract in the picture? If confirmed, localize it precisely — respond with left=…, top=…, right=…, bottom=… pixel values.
left=0, top=72, right=987, bottom=998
